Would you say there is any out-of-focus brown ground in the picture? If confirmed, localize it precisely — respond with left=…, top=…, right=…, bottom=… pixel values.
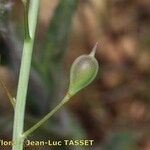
left=65, top=0, right=150, bottom=148
left=39, top=0, right=150, bottom=148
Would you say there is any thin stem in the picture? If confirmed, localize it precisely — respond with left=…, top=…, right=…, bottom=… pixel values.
left=12, top=1, right=40, bottom=150
left=23, top=93, right=71, bottom=138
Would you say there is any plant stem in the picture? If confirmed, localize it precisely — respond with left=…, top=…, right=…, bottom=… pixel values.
left=12, top=1, right=40, bottom=150
left=23, top=93, right=71, bottom=138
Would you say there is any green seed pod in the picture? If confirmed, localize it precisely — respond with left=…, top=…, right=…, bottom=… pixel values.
left=68, top=43, right=99, bottom=96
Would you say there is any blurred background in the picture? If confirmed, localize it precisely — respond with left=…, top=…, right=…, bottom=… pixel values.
left=0, top=0, right=150, bottom=150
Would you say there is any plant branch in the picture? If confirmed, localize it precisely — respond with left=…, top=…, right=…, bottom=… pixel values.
left=23, top=93, right=71, bottom=138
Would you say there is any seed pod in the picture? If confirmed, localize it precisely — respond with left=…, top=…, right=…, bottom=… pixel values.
left=68, top=43, right=99, bottom=96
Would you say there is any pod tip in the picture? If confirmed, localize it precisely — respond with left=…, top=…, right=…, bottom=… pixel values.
left=90, top=42, right=98, bottom=57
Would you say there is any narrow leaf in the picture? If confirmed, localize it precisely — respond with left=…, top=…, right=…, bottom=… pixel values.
left=22, top=0, right=30, bottom=39
left=0, top=79, right=15, bottom=108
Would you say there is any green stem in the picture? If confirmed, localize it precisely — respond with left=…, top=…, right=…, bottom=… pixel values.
left=23, top=93, right=71, bottom=138
left=12, top=1, right=40, bottom=150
